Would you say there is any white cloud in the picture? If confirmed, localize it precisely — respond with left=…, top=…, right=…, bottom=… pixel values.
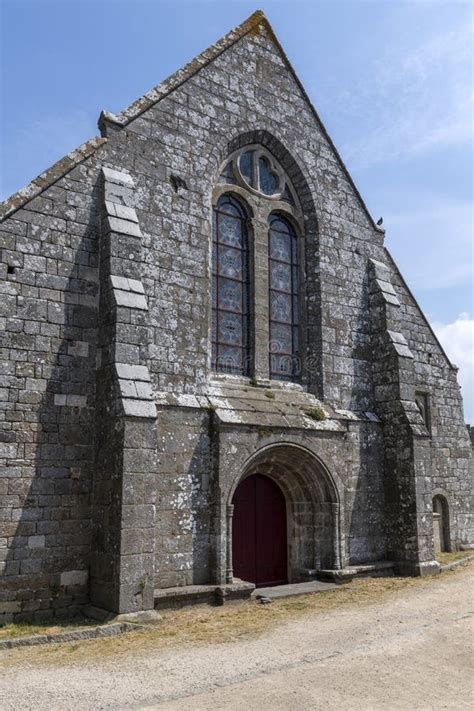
left=318, top=16, right=474, bottom=169
left=432, top=313, right=474, bottom=423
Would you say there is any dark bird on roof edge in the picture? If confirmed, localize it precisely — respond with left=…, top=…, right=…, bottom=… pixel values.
left=376, top=217, right=383, bottom=226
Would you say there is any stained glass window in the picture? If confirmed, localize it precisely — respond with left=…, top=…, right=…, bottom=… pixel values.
left=258, top=156, right=278, bottom=195
left=218, top=161, right=236, bottom=185
left=281, top=186, right=295, bottom=206
left=212, top=195, right=250, bottom=375
left=239, top=151, right=254, bottom=187
left=268, top=215, right=300, bottom=381
left=217, top=147, right=299, bottom=208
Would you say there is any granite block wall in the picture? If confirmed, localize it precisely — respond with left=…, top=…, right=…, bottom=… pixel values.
left=0, top=169, right=103, bottom=621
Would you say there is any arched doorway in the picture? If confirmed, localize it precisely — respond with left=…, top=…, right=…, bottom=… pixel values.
left=232, top=473, right=288, bottom=587
left=226, top=444, right=341, bottom=587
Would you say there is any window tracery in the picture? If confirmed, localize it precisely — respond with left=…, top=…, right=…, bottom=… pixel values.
left=219, top=146, right=297, bottom=205
left=213, top=145, right=302, bottom=383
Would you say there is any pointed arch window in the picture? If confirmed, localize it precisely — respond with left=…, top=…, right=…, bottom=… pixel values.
left=214, top=144, right=303, bottom=383
left=212, top=194, right=250, bottom=375
left=268, top=214, right=300, bottom=381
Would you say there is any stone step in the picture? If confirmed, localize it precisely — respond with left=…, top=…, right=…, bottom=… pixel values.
left=252, top=579, right=337, bottom=601
left=154, top=580, right=255, bottom=610
left=317, top=560, right=396, bottom=584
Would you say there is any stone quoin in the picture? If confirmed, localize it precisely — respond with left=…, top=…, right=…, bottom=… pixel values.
left=0, top=10, right=472, bottom=622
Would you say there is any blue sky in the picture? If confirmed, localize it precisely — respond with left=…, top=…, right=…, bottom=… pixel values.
left=1, top=0, right=473, bottom=419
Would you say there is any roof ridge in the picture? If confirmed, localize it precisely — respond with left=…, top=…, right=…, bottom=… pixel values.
left=0, top=136, right=107, bottom=222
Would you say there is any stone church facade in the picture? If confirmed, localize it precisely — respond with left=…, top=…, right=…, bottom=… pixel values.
left=0, top=11, right=472, bottom=622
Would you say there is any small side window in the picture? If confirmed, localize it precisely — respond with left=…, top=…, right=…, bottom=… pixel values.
left=415, top=391, right=431, bottom=432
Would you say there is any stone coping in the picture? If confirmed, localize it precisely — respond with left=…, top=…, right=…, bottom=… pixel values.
left=0, top=136, right=107, bottom=221
left=0, top=620, right=144, bottom=650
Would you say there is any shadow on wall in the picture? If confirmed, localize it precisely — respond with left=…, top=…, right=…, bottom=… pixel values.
left=3, top=184, right=101, bottom=623
left=346, top=268, right=387, bottom=565
left=349, top=267, right=374, bottom=413
left=154, top=407, right=215, bottom=589
left=347, top=420, right=387, bottom=565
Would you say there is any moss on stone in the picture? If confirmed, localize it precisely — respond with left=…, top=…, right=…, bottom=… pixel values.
left=305, top=407, right=326, bottom=421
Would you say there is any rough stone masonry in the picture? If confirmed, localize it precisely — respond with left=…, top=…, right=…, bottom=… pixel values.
left=0, top=11, right=472, bottom=622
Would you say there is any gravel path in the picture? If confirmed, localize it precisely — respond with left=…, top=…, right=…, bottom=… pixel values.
left=1, top=566, right=473, bottom=710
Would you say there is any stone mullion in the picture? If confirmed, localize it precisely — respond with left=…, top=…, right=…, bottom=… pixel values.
left=252, top=213, right=270, bottom=380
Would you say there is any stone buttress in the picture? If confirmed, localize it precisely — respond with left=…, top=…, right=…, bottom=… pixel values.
left=369, top=258, right=438, bottom=575
left=91, top=167, right=157, bottom=614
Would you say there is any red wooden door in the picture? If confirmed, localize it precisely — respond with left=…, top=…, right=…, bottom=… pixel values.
left=232, top=474, right=287, bottom=587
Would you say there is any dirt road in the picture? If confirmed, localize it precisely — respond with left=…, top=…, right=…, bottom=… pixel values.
left=1, top=565, right=473, bottom=710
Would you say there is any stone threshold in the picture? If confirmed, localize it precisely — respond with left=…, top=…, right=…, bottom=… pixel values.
left=154, top=580, right=255, bottom=610
left=317, top=560, right=396, bottom=584
left=253, top=579, right=337, bottom=600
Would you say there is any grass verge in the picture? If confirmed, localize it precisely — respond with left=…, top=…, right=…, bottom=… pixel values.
left=1, top=562, right=471, bottom=669
left=436, top=549, right=473, bottom=565
left=0, top=618, right=100, bottom=642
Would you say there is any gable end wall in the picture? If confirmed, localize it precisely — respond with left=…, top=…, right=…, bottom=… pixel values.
left=0, top=20, right=471, bottom=620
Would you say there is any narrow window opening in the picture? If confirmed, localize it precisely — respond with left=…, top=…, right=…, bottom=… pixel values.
left=212, top=194, right=250, bottom=375
left=415, top=391, right=431, bottom=431
left=239, top=151, right=255, bottom=188
left=268, top=214, right=300, bottom=381
left=432, top=495, right=450, bottom=553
